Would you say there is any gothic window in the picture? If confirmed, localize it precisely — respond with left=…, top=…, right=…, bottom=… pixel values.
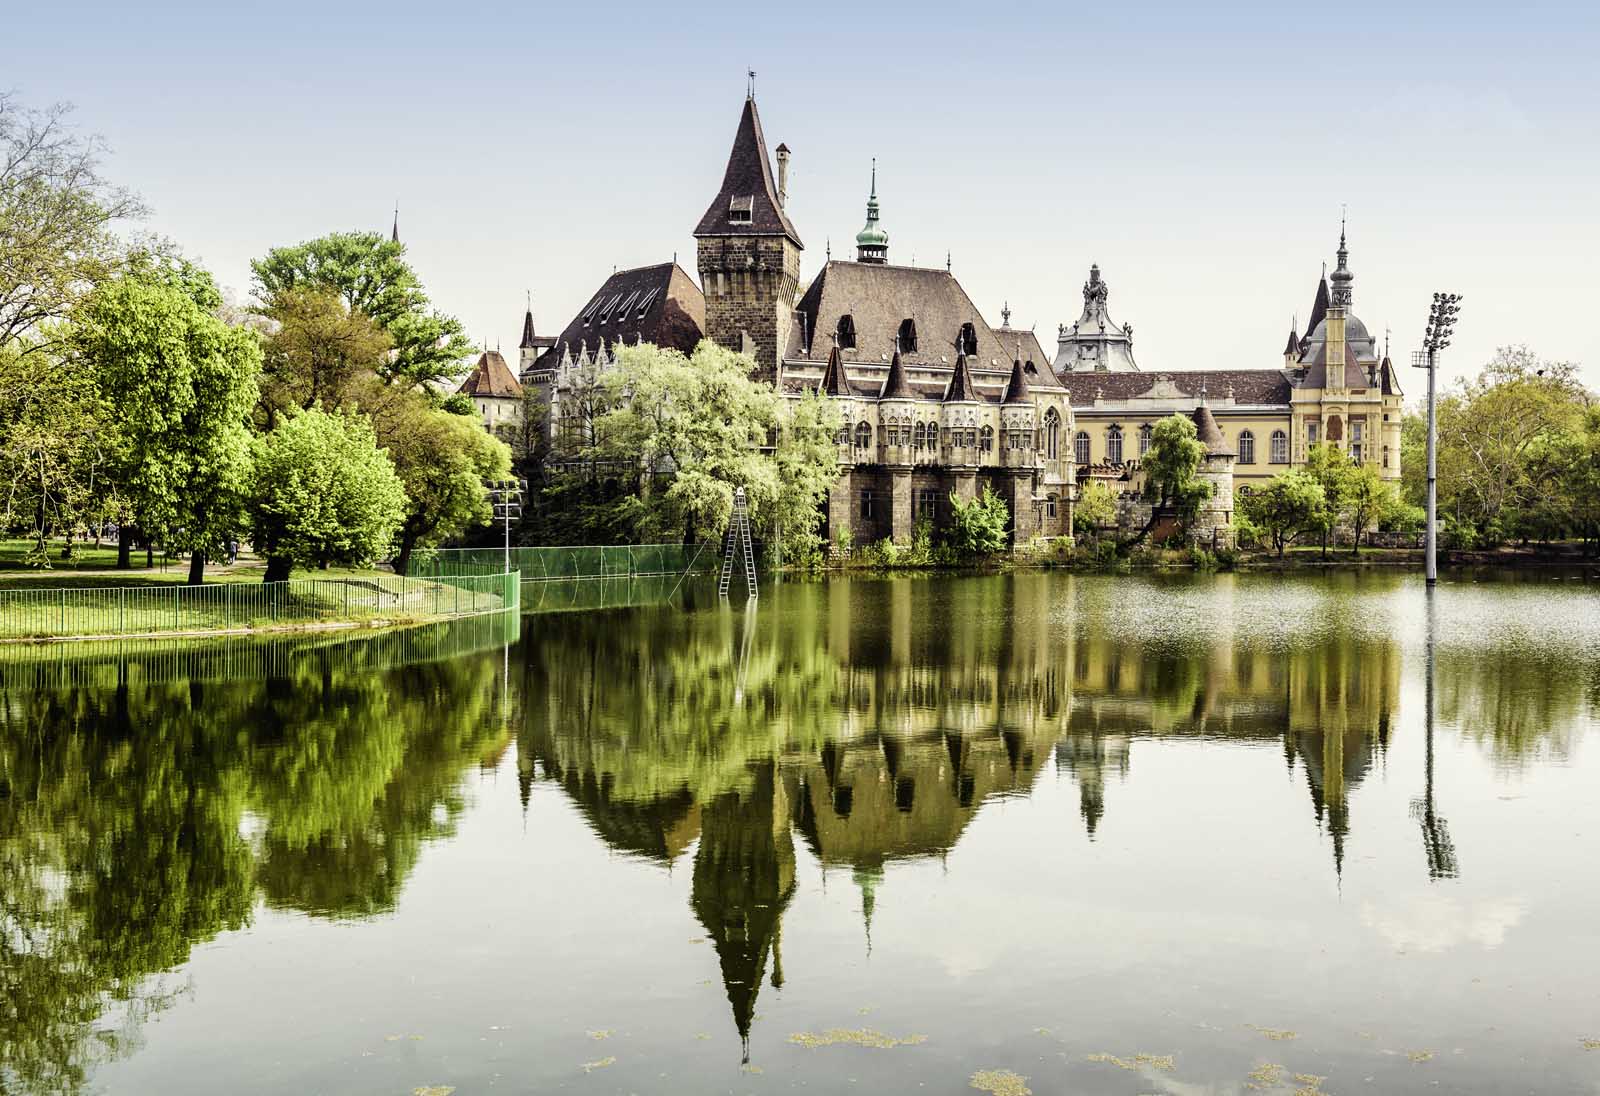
left=980, top=425, right=994, bottom=452
left=1238, top=430, right=1256, bottom=465
left=958, top=322, right=979, bottom=356
left=1106, top=424, right=1124, bottom=464
left=1350, top=419, right=1364, bottom=463
left=913, top=422, right=926, bottom=449
left=835, top=424, right=850, bottom=446
left=836, top=314, right=857, bottom=349
left=854, top=421, right=872, bottom=449
left=1139, top=422, right=1153, bottom=456
left=1075, top=430, right=1091, bottom=467
left=898, top=318, right=918, bottom=353
left=964, top=428, right=977, bottom=448
left=1270, top=429, right=1289, bottom=464
left=1046, top=494, right=1058, bottom=518
left=1044, top=409, right=1061, bottom=459
left=1306, top=420, right=1320, bottom=447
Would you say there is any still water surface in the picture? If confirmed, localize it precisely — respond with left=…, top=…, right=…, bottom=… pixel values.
left=3, top=572, right=1600, bottom=1094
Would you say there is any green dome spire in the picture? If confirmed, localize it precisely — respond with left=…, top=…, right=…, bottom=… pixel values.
left=855, top=159, right=888, bottom=264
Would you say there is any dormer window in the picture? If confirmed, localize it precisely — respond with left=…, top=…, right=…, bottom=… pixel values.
left=836, top=313, right=857, bottom=350
left=580, top=298, right=601, bottom=326
left=728, top=196, right=754, bottom=223
left=635, top=288, right=659, bottom=318
left=596, top=294, right=624, bottom=324
left=958, top=322, right=978, bottom=356
left=898, top=318, right=918, bottom=354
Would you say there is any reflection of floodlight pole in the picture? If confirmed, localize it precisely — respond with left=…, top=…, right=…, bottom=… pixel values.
left=1413, top=585, right=1459, bottom=879
left=1412, top=293, right=1463, bottom=586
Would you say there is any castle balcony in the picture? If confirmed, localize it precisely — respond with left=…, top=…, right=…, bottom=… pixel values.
left=880, top=442, right=916, bottom=466
left=1001, top=447, right=1040, bottom=471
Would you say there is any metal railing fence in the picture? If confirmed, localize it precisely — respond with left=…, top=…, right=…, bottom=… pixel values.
left=415, top=544, right=707, bottom=581
left=0, top=571, right=519, bottom=641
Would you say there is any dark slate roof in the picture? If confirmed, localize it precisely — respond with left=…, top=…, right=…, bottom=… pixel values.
left=1304, top=274, right=1330, bottom=346
left=880, top=351, right=913, bottom=399
left=1191, top=405, right=1235, bottom=456
left=994, top=325, right=1051, bottom=373
left=692, top=96, right=802, bottom=246
left=1002, top=358, right=1030, bottom=404
left=820, top=345, right=852, bottom=396
left=1300, top=338, right=1383, bottom=390
left=519, top=309, right=537, bottom=348
left=1282, top=326, right=1299, bottom=356
left=1380, top=356, right=1404, bottom=397
left=944, top=353, right=979, bottom=402
left=786, top=261, right=1057, bottom=396
left=1061, top=369, right=1296, bottom=406
left=532, top=263, right=705, bottom=370
left=458, top=350, right=523, bottom=399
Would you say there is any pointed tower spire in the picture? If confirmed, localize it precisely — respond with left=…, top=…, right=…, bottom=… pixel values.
left=1002, top=353, right=1031, bottom=404
left=855, top=159, right=889, bottom=264
left=692, top=94, right=801, bottom=245
left=1329, top=217, right=1354, bottom=308
left=520, top=291, right=537, bottom=350
left=391, top=203, right=399, bottom=244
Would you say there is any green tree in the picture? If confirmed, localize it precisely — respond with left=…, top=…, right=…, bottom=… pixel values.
left=0, top=95, right=143, bottom=356
left=76, top=262, right=261, bottom=583
left=255, top=286, right=392, bottom=426
left=251, top=232, right=472, bottom=389
left=1074, top=480, right=1117, bottom=539
left=589, top=341, right=780, bottom=543
left=1121, top=413, right=1208, bottom=547
left=1343, top=462, right=1402, bottom=554
left=1303, top=443, right=1356, bottom=557
left=766, top=389, right=843, bottom=566
left=247, top=407, right=407, bottom=581
left=947, top=486, right=1010, bottom=560
left=386, top=405, right=512, bottom=575
left=1240, top=469, right=1326, bottom=556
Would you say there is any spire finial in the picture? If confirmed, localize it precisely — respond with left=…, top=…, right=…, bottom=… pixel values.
left=945, top=250, right=951, bottom=273
left=747, top=69, right=756, bottom=98
left=1002, top=301, right=1011, bottom=327
left=525, top=288, right=531, bottom=311
left=870, top=157, right=876, bottom=199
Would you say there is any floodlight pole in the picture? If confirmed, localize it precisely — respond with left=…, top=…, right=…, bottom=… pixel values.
left=1425, top=344, right=1438, bottom=586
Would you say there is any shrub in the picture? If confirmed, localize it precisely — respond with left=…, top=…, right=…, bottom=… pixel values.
left=947, top=487, right=1010, bottom=560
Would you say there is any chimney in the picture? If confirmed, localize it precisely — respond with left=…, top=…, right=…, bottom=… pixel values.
left=775, top=143, right=790, bottom=209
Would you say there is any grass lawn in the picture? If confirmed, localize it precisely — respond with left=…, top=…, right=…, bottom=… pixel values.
left=0, top=538, right=395, bottom=589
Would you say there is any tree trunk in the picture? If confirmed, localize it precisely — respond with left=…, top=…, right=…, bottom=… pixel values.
left=187, top=549, right=206, bottom=586
left=263, top=555, right=292, bottom=583
left=145, top=541, right=154, bottom=568
left=394, top=531, right=418, bottom=577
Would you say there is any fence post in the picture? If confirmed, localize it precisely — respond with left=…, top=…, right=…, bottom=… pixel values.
left=59, top=589, right=66, bottom=636
left=119, top=588, right=125, bottom=635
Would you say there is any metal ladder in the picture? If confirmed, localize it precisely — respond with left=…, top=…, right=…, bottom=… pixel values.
left=718, top=487, right=758, bottom=599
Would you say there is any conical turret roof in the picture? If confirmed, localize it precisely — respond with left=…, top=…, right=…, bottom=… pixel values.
left=1002, top=356, right=1031, bottom=404
left=519, top=307, right=538, bottom=349
left=944, top=352, right=978, bottom=402
left=880, top=350, right=912, bottom=399
left=819, top=345, right=853, bottom=397
left=1190, top=404, right=1234, bottom=456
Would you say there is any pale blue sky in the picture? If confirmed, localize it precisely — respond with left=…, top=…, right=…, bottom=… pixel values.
left=10, top=0, right=1599, bottom=390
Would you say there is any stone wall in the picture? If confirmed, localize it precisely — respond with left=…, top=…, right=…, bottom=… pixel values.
left=697, top=236, right=801, bottom=384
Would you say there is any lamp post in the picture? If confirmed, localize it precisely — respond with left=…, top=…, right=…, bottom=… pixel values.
left=487, top=479, right=525, bottom=573
left=1412, top=292, right=1462, bottom=586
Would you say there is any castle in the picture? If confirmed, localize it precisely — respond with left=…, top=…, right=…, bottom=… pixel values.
left=503, top=90, right=1403, bottom=546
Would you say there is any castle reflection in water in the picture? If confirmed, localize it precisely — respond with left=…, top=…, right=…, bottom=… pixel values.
left=514, top=574, right=1406, bottom=1052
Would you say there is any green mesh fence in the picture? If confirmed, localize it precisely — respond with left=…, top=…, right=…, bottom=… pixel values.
left=0, top=571, right=519, bottom=642
left=415, top=544, right=708, bottom=581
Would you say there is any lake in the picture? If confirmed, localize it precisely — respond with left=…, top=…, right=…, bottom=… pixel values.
left=4, top=571, right=1599, bottom=1094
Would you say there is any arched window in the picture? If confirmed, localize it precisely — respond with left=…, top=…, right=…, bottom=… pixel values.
left=855, top=421, right=872, bottom=449
left=1139, top=422, right=1153, bottom=456
left=1044, top=409, right=1061, bottom=459
left=836, top=314, right=856, bottom=349
left=835, top=424, right=849, bottom=446
left=1074, top=431, right=1091, bottom=466
left=897, top=318, right=918, bottom=353
left=1106, top=424, right=1124, bottom=464
left=913, top=422, right=926, bottom=449
left=1238, top=429, right=1255, bottom=465
left=1270, top=429, right=1289, bottom=464
left=980, top=425, right=994, bottom=452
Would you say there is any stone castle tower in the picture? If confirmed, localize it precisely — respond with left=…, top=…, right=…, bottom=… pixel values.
left=693, top=93, right=803, bottom=385
left=1189, top=404, right=1237, bottom=547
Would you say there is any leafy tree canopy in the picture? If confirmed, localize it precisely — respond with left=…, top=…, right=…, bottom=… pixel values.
left=1239, top=469, right=1325, bottom=556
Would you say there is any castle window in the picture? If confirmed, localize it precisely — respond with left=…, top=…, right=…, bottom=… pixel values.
left=1074, top=431, right=1091, bottom=466
left=980, top=425, right=994, bottom=452
left=1139, top=423, right=1153, bottom=456
left=1047, top=494, right=1058, bottom=518
left=1044, top=408, right=1061, bottom=459
left=959, top=322, right=979, bottom=356
left=728, top=196, right=753, bottom=223
left=1238, top=430, right=1256, bottom=465
left=1350, top=420, right=1365, bottom=464
left=859, top=489, right=876, bottom=520
left=1384, top=444, right=1391, bottom=468
left=854, top=421, right=873, bottom=449
left=836, top=314, right=857, bottom=350
left=1106, top=424, right=1124, bottom=464
left=1306, top=420, right=1320, bottom=447
left=964, top=428, right=977, bottom=448
left=834, top=424, right=849, bottom=446
left=916, top=488, right=938, bottom=519
left=1270, top=429, right=1289, bottom=464
left=913, top=422, right=926, bottom=449
left=898, top=318, right=918, bottom=353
